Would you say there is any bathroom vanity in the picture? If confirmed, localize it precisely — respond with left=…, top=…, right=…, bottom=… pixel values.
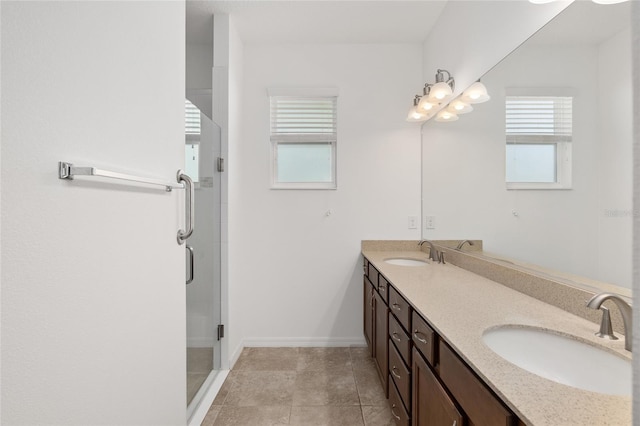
left=362, top=241, right=631, bottom=426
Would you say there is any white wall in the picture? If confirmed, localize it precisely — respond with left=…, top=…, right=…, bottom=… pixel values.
left=597, top=27, right=633, bottom=289
left=226, top=18, right=244, bottom=366
left=186, top=43, right=213, bottom=118
left=228, top=42, right=422, bottom=359
left=1, top=2, right=186, bottom=424
left=421, top=0, right=571, bottom=101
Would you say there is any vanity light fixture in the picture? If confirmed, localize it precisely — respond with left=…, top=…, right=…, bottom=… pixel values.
left=406, top=95, right=428, bottom=122
left=427, top=69, right=455, bottom=102
left=460, top=80, right=491, bottom=104
left=446, top=98, right=473, bottom=114
left=435, top=109, right=459, bottom=122
left=417, top=84, right=438, bottom=113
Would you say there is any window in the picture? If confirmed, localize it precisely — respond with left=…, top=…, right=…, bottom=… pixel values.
left=269, top=89, right=337, bottom=189
left=505, top=95, right=572, bottom=189
left=185, top=99, right=200, bottom=183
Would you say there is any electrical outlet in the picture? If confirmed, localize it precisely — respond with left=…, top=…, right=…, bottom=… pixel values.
left=408, top=216, right=418, bottom=229
left=425, top=215, right=436, bottom=230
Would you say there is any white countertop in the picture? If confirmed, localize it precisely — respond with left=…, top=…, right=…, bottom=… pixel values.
left=363, top=249, right=632, bottom=426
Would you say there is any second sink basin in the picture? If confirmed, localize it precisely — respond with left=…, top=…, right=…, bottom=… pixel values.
left=482, top=326, right=631, bottom=396
left=384, top=258, right=429, bottom=266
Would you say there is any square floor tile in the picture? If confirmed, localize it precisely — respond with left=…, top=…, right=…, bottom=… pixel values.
left=293, top=369, right=360, bottom=406
left=289, top=406, right=365, bottom=426
left=224, top=371, right=296, bottom=406
left=212, top=406, right=291, bottom=426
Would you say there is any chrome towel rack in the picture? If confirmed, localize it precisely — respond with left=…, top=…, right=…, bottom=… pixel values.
left=58, top=162, right=195, bottom=245
left=58, top=161, right=184, bottom=192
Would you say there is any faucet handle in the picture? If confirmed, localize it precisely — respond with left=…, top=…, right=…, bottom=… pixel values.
left=595, top=306, right=618, bottom=341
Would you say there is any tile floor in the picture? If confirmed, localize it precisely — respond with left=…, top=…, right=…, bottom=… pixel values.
left=200, top=347, right=394, bottom=426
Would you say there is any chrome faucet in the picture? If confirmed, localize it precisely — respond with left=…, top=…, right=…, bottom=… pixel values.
left=455, top=240, right=475, bottom=251
left=586, top=293, right=632, bottom=351
left=418, top=240, right=441, bottom=263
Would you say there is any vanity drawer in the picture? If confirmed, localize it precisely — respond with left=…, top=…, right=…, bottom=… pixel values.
left=388, top=286, right=411, bottom=332
left=388, top=312, right=411, bottom=365
left=368, top=264, right=379, bottom=290
left=389, top=340, right=411, bottom=412
left=389, top=378, right=410, bottom=426
left=412, top=312, right=436, bottom=366
left=439, top=341, right=514, bottom=426
left=378, top=274, right=389, bottom=304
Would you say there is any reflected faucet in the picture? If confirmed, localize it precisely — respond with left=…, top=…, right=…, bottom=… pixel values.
left=586, top=293, right=632, bottom=351
left=455, top=240, right=475, bottom=251
left=418, top=240, right=441, bottom=263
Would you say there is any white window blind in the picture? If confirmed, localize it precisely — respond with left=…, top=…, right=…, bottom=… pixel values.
left=185, top=99, right=201, bottom=135
left=270, top=97, right=337, bottom=142
left=506, top=96, right=572, bottom=143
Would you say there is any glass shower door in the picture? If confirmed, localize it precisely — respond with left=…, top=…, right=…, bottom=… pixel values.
left=184, top=99, right=222, bottom=413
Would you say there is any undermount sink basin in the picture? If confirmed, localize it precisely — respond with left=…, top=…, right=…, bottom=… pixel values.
left=482, top=326, right=631, bottom=396
left=384, top=258, right=428, bottom=266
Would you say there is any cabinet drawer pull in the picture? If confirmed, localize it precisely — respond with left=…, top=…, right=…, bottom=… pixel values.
left=452, top=421, right=457, bottom=426
left=414, top=331, right=428, bottom=344
left=391, top=332, right=402, bottom=342
left=379, top=286, right=386, bottom=293
left=391, top=404, right=401, bottom=420
left=392, top=303, right=402, bottom=311
left=391, top=366, right=402, bottom=379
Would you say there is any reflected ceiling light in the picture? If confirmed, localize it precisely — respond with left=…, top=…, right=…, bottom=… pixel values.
left=406, top=95, right=428, bottom=122
left=592, top=0, right=629, bottom=4
left=461, top=81, right=491, bottom=104
left=427, top=69, right=455, bottom=102
left=435, top=109, right=458, bottom=122
left=446, top=99, right=473, bottom=114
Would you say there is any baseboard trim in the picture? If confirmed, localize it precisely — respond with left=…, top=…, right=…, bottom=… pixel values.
left=241, top=337, right=367, bottom=348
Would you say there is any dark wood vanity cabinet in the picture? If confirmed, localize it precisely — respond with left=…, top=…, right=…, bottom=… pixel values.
left=374, top=290, right=389, bottom=397
left=412, top=348, right=463, bottom=426
left=363, top=258, right=390, bottom=396
left=362, top=256, right=522, bottom=426
left=364, top=276, right=375, bottom=356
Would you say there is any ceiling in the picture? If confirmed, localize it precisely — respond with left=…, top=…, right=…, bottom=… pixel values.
left=186, top=1, right=448, bottom=45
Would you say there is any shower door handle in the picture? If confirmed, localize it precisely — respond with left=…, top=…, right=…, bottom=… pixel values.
left=177, top=170, right=194, bottom=244
left=186, top=245, right=194, bottom=285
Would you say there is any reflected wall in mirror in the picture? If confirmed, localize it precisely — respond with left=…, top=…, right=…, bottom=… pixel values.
left=421, top=1, right=631, bottom=288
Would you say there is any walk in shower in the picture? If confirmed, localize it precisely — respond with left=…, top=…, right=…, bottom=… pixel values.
left=184, top=99, right=223, bottom=417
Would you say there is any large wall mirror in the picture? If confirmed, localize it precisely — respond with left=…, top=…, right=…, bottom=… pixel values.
left=421, top=1, right=632, bottom=289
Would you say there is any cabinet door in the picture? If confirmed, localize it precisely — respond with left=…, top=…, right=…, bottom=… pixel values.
left=439, top=341, right=514, bottom=426
left=364, top=277, right=375, bottom=356
left=374, top=290, right=389, bottom=397
left=412, top=348, right=464, bottom=426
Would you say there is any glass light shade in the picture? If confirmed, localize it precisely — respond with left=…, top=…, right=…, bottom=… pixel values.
left=435, top=110, right=458, bottom=122
left=592, top=0, right=628, bottom=3
left=447, top=99, right=473, bottom=114
left=461, top=81, right=490, bottom=104
left=406, top=106, right=427, bottom=122
left=417, top=96, right=438, bottom=112
left=428, top=81, right=453, bottom=102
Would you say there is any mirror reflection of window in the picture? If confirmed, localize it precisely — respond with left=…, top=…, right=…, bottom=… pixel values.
left=505, top=95, right=572, bottom=189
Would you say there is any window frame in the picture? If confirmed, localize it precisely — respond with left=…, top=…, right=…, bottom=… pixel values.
left=268, top=88, right=338, bottom=190
left=504, top=92, right=573, bottom=190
